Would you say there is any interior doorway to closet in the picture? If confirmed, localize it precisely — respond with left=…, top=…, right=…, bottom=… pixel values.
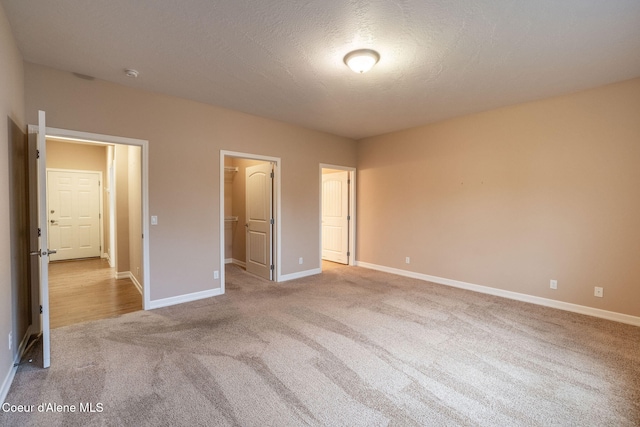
left=320, top=165, right=356, bottom=270
left=220, top=151, right=281, bottom=291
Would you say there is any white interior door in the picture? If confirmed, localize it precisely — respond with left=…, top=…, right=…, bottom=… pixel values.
left=246, top=163, right=273, bottom=280
left=37, top=110, right=51, bottom=368
left=322, top=171, right=349, bottom=264
left=47, top=170, right=101, bottom=261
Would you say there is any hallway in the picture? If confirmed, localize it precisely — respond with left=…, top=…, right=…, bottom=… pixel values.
left=49, top=258, right=142, bottom=328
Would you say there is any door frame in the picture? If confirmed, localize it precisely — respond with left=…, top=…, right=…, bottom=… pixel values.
left=319, top=164, right=356, bottom=268
left=29, top=125, right=151, bottom=310
left=220, top=150, right=281, bottom=292
left=46, top=168, right=104, bottom=262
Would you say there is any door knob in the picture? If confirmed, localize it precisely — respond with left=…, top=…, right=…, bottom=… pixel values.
left=29, top=249, right=57, bottom=256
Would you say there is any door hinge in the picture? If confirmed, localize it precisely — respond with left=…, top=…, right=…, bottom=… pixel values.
left=347, top=251, right=351, bottom=257
left=270, top=218, right=274, bottom=225
left=270, top=265, right=274, bottom=271
left=36, top=150, right=40, bottom=159
left=347, top=215, right=351, bottom=221
left=348, top=179, right=351, bottom=184
left=39, top=305, right=43, bottom=314
left=38, top=228, right=42, bottom=237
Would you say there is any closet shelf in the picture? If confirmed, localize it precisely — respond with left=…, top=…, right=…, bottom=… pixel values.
left=225, top=216, right=239, bottom=222
left=224, top=166, right=239, bottom=173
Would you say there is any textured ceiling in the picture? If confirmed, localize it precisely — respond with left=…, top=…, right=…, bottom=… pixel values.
left=3, top=0, right=640, bottom=139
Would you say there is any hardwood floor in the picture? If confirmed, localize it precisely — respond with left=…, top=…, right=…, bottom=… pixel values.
left=49, top=258, right=142, bottom=329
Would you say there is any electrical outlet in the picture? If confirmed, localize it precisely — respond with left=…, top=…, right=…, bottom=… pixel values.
left=405, top=257, right=410, bottom=264
left=214, top=270, right=219, bottom=280
left=550, top=280, right=557, bottom=290
left=299, top=257, right=303, bottom=265
left=594, top=287, right=603, bottom=298
left=8, top=331, right=12, bottom=350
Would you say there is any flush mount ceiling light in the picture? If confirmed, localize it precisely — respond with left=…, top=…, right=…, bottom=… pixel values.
left=343, top=49, right=380, bottom=73
left=124, top=68, right=139, bottom=78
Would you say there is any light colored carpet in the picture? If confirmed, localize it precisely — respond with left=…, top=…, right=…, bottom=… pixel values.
left=1, top=263, right=639, bottom=426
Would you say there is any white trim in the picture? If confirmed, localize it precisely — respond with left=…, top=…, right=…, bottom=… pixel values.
left=356, top=262, right=640, bottom=327
left=102, top=252, right=109, bottom=260
left=115, top=271, right=130, bottom=280
left=130, top=274, right=143, bottom=296
left=220, top=150, right=282, bottom=294
left=45, top=127, right=146, bottom=147
left=232, top=259, right=246, bottom=268
left=0, top=365, right=17, bottom=405
left=116, top=271, right=143, bottom=295
left=1, top=331, right=32, bottom=404
left=149, top=288, right=223, bottom=310
left=319, top=164, right=357, bottom=268
left=225, top=258, right=233, bottom=264
left=280, top=268, right=322, bottom=282
left=43, top=126, right=151, bottom=311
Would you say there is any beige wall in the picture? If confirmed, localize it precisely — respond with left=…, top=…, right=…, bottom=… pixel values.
left=115, top=145, right=130, bottom=273
left=47, top=139, right=107, bottom=172
left=0, top=2, right=25, bottom=396
left=127, top=145, right=142, bottom=285
left=25, top=62, right=357, bottom=300
left=358, top=78, right=640, bottom=318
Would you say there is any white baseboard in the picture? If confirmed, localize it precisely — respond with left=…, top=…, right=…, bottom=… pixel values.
left=130, top=274, right=143, bottom=295
left=356, top=261, right=640, bottom=327
left=115, top=271, right=130, bottom=280
left=232, top=259, right=246, bottom=268
left=115, top=271, right=143, bottom=295
left=279, top=267, right=321, bottom=282
left=149, top=288, right=223, bottom=310
left=0, top=364, right=17, bottom=405
left=1, top=331, right=32, bottom=404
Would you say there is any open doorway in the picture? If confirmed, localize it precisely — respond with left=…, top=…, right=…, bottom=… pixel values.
left=320, top=165, right=356, bottom=271
left=220, top=151, right=281, bottom=292
left=26, top=115, right=150, bottom=367
left=44, top=137, right=143, bottom=328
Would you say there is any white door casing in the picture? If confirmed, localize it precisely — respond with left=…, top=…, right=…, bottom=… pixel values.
left=47, top=170, right=102, bottom=261
left=246, top=163, right=273, bottom=280
left=322, top=171, right=350, bottom=264
left=31, top=118, right=151, bottom=325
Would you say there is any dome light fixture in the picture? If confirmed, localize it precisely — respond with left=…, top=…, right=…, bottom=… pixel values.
left=343, top=49, right=380, bottom=74
left=124, top=68, right=139, bottom=78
